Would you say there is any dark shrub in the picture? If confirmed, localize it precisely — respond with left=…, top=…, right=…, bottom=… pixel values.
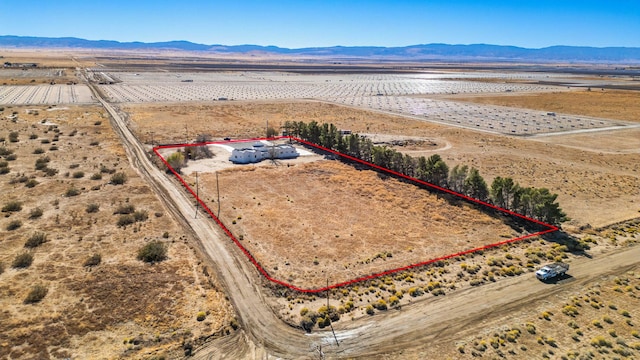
left=65, top=187, right=80, bottom=197
left=114, top=204, right=135, bottom=215
left=6, top=220, right=22, bottom=231
left=137, top=241, right=168, bottom=263
left=29, top=207, right=43, bottom=219
left=133, top=210, right=148, bottom=222
left=24, top=284, right=48, bottom=304
left=2, top=201, right=22, bottom=212
left=12, top=252, right=33, bottom=268
left=25, top=179, right=38, bottom=188
left=117, top=214, right=135, bottom=227
left=110, top=172, right=128, bottom=185
left=84, top=253, right=102, bottom=267
left=25, top=232, right=47, bottom=248
left=86, top=203, right=100, bottom=213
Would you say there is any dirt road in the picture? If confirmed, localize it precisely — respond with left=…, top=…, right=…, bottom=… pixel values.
left=86, top=77, right=640, bottom=359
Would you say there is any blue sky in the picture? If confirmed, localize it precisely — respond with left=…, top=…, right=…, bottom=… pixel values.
left=2, top=0, right=639, bottom=48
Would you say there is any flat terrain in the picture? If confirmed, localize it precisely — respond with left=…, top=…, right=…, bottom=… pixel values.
left=447, top=89, right=640, bottom=123
left=126, top=99, right=640, bottom=228
left=0, top=105, right=234, bottom=359
left=187, top=160, right=517, bottom=289
left=2, top=50, right=640, bottom=360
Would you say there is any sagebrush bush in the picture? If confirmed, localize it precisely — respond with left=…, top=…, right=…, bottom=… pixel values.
left=24, top=284, right=48, bottom=304
left=12, top=252, right=33, bottom=268
left=117, top=214, right=135, bottom=227
left=133, top=210, right=148, bottom=222
left=374, top=299, right=388, bottom=310
left=25, top=179, right=38, bottom=188
left=72, top=171, right=85, bottom=179
left=6, top=220, right=22, bottom=231
left=86, top=203, right=100, bottom=213
left=29, top=207, right=43, bottom=219
left=90, top=173, right=102, bottom=180
left=110, top=172, right=128, bottom=185
left=34, top=156, right=50, bottom=170
left=114, top=204, right=135, bottom=214
left=0, top=146, right=13, bottom=156
left=25, top=232, right=47, bottom=248
left=43, top=167, right=58, bottom=176
left=65, top=187, right=80, bottom=197
left=2, top=200, right=22, bottom=212
left=137, top=241, right=167, bottom=263
left=300, top=316, right=315, bottom=332
left=84, top=253, right=102, bottom=267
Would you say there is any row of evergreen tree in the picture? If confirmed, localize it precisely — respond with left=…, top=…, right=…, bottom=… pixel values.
left=283, top=121, right=567, bottom=225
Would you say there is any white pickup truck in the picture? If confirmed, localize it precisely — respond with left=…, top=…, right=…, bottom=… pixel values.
left=536, top=262, right=569, bottom=281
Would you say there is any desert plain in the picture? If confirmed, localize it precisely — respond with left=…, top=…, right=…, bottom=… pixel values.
left=0, top=49, right=639, bottom=359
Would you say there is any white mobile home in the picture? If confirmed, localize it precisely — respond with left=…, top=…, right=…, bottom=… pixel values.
left=229, top=142, right=299, bottom=164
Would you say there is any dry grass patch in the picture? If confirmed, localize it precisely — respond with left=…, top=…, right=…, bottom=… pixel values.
left=447, top=89, right=640, bottom=123
left=193, top=160, right=518, bottom=288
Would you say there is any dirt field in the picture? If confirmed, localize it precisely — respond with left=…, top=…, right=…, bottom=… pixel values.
left=445, top=89, right=640, bottom=123
left=185, top=159, right=519, bottom=289
left=0, top=105, right=235, bottom=359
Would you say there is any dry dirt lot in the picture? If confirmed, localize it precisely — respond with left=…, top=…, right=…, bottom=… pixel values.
left=185, top=160, right=520, bottom=289
left=0, top=105, right=235, bottom=359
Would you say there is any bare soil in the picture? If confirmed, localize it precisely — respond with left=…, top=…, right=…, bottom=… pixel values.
left=444, top=89, right=640, bottom=123
left=186, top=159, right=517, bottom=289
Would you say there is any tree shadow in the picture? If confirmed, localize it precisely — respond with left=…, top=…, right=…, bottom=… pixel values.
left=541, top=230, right=592, bottom=258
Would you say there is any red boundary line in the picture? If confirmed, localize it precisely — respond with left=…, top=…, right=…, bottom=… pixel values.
left=153, top=136, right=559, bottom=293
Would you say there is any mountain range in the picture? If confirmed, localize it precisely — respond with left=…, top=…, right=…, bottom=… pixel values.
left=2, top=35, right=640, bottom=63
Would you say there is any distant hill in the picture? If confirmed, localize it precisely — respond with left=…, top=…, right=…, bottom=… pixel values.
left=1, top=35, right=640, bottom=63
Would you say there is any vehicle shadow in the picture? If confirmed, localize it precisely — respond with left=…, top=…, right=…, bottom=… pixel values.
left=538, top=273, right=574, bottom=284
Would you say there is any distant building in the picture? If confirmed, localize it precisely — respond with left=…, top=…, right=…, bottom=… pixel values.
left=3, top=62, right=37, bottom=68
left=229, top=142, right=299, bottom=164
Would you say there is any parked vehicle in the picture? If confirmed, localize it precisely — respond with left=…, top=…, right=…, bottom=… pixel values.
left=535, top=262, right=569, bottom=281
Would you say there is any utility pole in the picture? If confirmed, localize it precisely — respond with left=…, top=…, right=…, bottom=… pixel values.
left=327, top=278, right=340, bottom=347
left=216, top=171, right=221, bottom=218
left=194, top=171, right=199, bottom=218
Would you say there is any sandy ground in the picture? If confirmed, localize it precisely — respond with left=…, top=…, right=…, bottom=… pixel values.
left=184, top=160, right=518, bottom=289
